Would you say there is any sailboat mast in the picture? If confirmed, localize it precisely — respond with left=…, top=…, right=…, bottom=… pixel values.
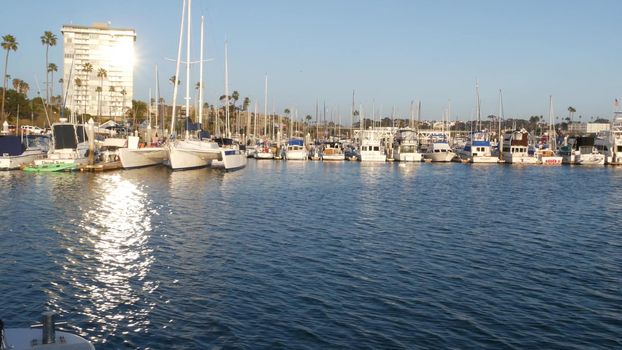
left=170, top=0, right=186, bottom=135
left=155, top=65, right=159, bottom=135
left=224, top=41, right=230, bottom=137
left=184, top=0, right=192, bottom=136
left=254, top=102, right=258, bottom=137
left=475, top=81, right=482, bottom=131
left=549, top=95, right=555, bottom=151
left=498, top=89, right=504, bottom=160
left=199, top=16, right=204, bottom=126
left=263, top=73, right=268, bottom=137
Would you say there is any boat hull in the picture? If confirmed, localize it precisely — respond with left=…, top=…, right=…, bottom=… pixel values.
left=423, top=152, right=455, bottom=162
left=539, top=156, right=563, bottom=165
left=359, top=152, right=386, bottom=162
left=212, top=149, right=248, bottom=171
left=0, top=151, right=46, bottom=170
left=118, top=147, right=167, bottom=169
left=286, top=150, right=307, bottom=160
left=3, top=328, right=95, bottom=350
left=503, top=153, right=539, bottom=164
left=167, top=140, right=220, bottom=170
left=576, top=153, right=605, bottom=165
left=395, top=152, right=423, bottom=162
left=471, top=156, right=499, bottom=163
left=255, top=151, right=274, bottom=159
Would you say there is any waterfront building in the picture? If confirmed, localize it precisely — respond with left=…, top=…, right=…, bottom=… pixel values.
left=61, top=23, right=136, bottom=120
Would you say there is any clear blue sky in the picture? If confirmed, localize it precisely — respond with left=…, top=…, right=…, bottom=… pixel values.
left=2, top=0, right=621, bottom=122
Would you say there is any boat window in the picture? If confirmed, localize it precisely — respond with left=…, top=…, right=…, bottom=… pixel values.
left=373, top=146, right=379, bottom=151
left=618, top=146, right=622, bottom=152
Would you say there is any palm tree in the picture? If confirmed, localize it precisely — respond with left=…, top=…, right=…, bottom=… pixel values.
left=2, top=34, right=18, bottom=122
left=95, top=86, right=103, bottom=121
left=231, top=90, right=240, bottom=111
left=74, top=77, right=82, bottom=119
left=12, top=78, right=20, bottom=90
left=96, top=68, right=107, bottom=123
left=567, top=106, right=576, bottom=124
left=169, top=75, right=180, bottom=86
left=47, top=63, right=58, bottom=104
left=41, top=31, right=57, bottom=105
left=120, top=88, right=127, bottom=118
left=108, top=86, right=115, bottom=118
left=58, top=78, right=64, bottom=107
left=81, top=63, right=93, bottom=116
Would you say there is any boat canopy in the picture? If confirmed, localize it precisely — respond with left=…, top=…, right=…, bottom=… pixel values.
left=288, top=139, right=304, bottom=146
left=0, top=136, right=25, bottom=156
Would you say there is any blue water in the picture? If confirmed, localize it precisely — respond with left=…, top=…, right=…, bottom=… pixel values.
left=1, top=161, right=621, bottom=349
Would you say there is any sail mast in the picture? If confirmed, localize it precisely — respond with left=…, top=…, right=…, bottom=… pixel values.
left=263, top=74, right=268, bottom=137
left=170, top=0, right=186, bottom=135
left=184, top=0, right=192, bottom=137
left=224, top=40, right=230, bottom=137
left=199, top=16, right=204, bottom=127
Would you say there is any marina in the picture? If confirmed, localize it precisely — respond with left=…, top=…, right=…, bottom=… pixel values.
left=1, top=161, right=621, bottom=349
left=2, top=1, right=622, bottom=349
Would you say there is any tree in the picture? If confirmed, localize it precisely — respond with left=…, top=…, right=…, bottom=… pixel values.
left=47, top=63, right=58, bottom=103
left=96, top=68, right=107, bottom=123
left=2, top=34, right=18, bottom=122
left=95, top=86, right=102, bottom=119
left=41, top=31, right=57, bottom=105
left=169, top=75, right=180, bottom=86
left=74, top=77, right=82, bottom=118
left=567, top=106, right=576, bottom=124
left=81, top=63, right=93, bottom=116
left=120, top=88, right=127, bottom=117
left=231, top=90, right=240, bottom=110
left=108, top=85, right=115, bottom=118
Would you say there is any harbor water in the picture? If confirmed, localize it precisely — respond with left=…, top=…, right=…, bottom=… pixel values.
left=1, top=161, right=620, bottom=349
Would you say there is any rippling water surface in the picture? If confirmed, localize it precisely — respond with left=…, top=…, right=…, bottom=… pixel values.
left=1, top=161, right=621, bottom=349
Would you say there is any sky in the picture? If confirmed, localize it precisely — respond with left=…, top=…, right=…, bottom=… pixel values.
left=2, top=0, right=621, bottom=122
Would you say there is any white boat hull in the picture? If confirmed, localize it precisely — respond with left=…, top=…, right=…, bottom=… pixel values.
left=3, top=328, right=95, bottom=350
left=395, top=152, right=423, bottom=162
left=471, top=155, right=499, bottom=163
left=286, top=150, right=307, bottom=160
left=503, top=153, right=538, bottom=164
left=167, top=140, right=220, bottom=170
left=255, top=151, right=274, bottom=159
left=322, top=154, right=345, bottom=161
left=212, top=149, right=248, bottom=170
left=423, top=152, right=455, bottom=162
left=118, top=147, right=167, bottom=169
left=0, top=151, right=46, bottom=170
left=360, top=151, right=386, bottom=162
left=576, top=153, right=605, bottom=165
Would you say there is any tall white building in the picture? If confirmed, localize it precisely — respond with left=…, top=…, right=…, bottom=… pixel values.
left=61, top=23, right=136, bottom=120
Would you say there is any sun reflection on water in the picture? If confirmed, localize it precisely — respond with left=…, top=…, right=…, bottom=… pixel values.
left=54, top=173, right=157, bottom=343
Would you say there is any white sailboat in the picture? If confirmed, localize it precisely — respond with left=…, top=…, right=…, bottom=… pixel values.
left=0, top=134, right=48, bottom=170
left=535, top=96, right=562, bottom=165
left=166, top=0, right=222, bottom=170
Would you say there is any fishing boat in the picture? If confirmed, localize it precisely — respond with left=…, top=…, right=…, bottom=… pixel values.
left=285, top=138, right=307, bottom=160
left=255, top=140, right=274, bottom=159
left=0, top=134, right=48, bottom=170
left=562, top=136, right=605, bottom=165
left=359, top=129, right=386, bottom=162
left=393, top=128, right=423, bottom=162
left=23, top=120, right=89, bottom=172
left=460, top=131, right=498, bottom=163
left=460, top=83, right=498, bottom=163
left=595, top=111, right=622, bottom=165
left=321, top=141, right=346, bottom=161
left=534, top=96, right=562, bottom=165
left=501, top=128, right=538, bottom=164
left=0, top=311, right=95, bottom=350
left=118, top=135, right=167, bottom=169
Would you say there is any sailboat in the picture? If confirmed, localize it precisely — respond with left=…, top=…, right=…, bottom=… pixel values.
left=464, top=83, right=498, bottom=163
left=535, top=96, right=562, bottom=165
left=166, top=0, right=222, bottom=170
left=210, top=40, right=247, bottom=171
left=119, top=66, right=168, bottom=169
